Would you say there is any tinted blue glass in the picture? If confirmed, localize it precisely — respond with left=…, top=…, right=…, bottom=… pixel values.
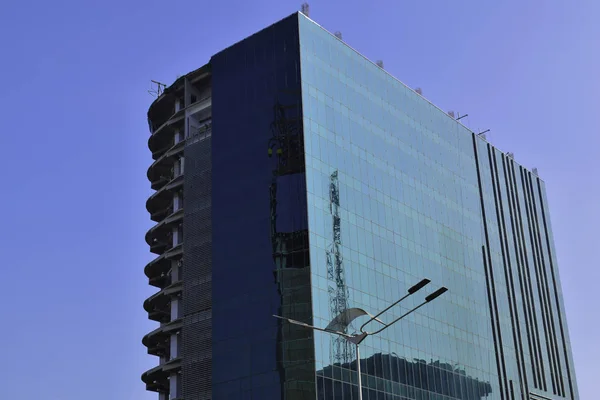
left=299, top=14, right=499, bottom=400
left=298, top=12, right=579, bottom=400
left=537, top=180, right=579, bottom=399
left=211, top=14, right=315, bottom=399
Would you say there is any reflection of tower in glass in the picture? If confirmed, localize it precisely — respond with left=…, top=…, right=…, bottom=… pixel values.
left=268, top=94, right=315, bottom=399
left=326, top=171, right=355, bottom=364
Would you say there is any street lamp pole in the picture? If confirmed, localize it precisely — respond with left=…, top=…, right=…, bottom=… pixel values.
left=355, top=340, right=362, bottom=399
left=273, top=278, right=448, bottom=400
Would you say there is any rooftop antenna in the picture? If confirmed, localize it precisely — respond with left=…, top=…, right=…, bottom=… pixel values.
left=456, top=113, right=468, bottom=121
left=148, top=80, right=167, bottom=98
left=477, top=129, right=490, bottom=140
left=301, top=2, right=310, bottom=16
left=376, top=60, right=384, bottom=69
left=334, top=31, right=343, bottom=40
left=415, top=87, right=423, bottom=95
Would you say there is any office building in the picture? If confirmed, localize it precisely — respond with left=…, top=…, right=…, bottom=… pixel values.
left=142, top=11, right=579, bottom=400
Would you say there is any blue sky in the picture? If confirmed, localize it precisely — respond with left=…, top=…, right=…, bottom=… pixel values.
left=0, top=0, right=597, bottom=399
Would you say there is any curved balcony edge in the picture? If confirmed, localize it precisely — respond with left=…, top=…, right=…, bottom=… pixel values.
left=147, top=139, right=185, bottom=183
left=142, top=319, right=183, bottom=349
left=146, top=175, right=184, bottom=218
left=150, top=175, right=171, bottom=192
left=145, top=208, right=184, bottom=246
left=148, top=112, right=185, bottom=154
left=141, top=357, right=182, bottom=392
left=150, top=240, right=170, bottom=256
left=143, top=280, right=183, bottom=314
left=144, top=244, right=183, bottom=283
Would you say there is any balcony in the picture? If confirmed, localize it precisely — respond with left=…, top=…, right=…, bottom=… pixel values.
left=146, top=175, right=184, bottom=222
left=145, top=334, right=169, bottom=358
left=145, top=244, right=183, bottom=288
left=143, top=319, right=183, bottom=356
left=144, top=280, right=183, bottom=323
left=148, top=106, right=185, bottom=155
left=144, top=291, right=170, bottom=324
left=148, top=85, right=185, bottom=153
left=141, top=357, right=181, bottom=393
left=147, top=140, right=185, bottom=185
left=141, top=364, right=168, bottom=393
left=150, top=174, right=171, bottom=192
left=149, top=236, right=171, bottom=256
left=145, top=208, right=184, bottom=247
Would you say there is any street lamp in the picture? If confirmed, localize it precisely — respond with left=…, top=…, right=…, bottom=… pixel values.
left=273, top=278, right=448, bottom=400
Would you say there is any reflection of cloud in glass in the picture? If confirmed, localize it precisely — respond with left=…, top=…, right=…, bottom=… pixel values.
left=317, top=352, right=493, bottom=400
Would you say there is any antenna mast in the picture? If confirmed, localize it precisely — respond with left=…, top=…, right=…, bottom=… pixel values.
left=326, top=171, right=354, bottom=364
left=148, top=80, right=167, bottom=98
left=300, top=2, right=310, bottom=16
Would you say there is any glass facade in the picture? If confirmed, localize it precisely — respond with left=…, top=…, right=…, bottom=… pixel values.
left=298, top=12, right=578, bottom=400
left=210, top=15, right=316, bottom=399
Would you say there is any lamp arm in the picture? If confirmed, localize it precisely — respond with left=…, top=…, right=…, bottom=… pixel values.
left=359, top=292, right=410, bottom=333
